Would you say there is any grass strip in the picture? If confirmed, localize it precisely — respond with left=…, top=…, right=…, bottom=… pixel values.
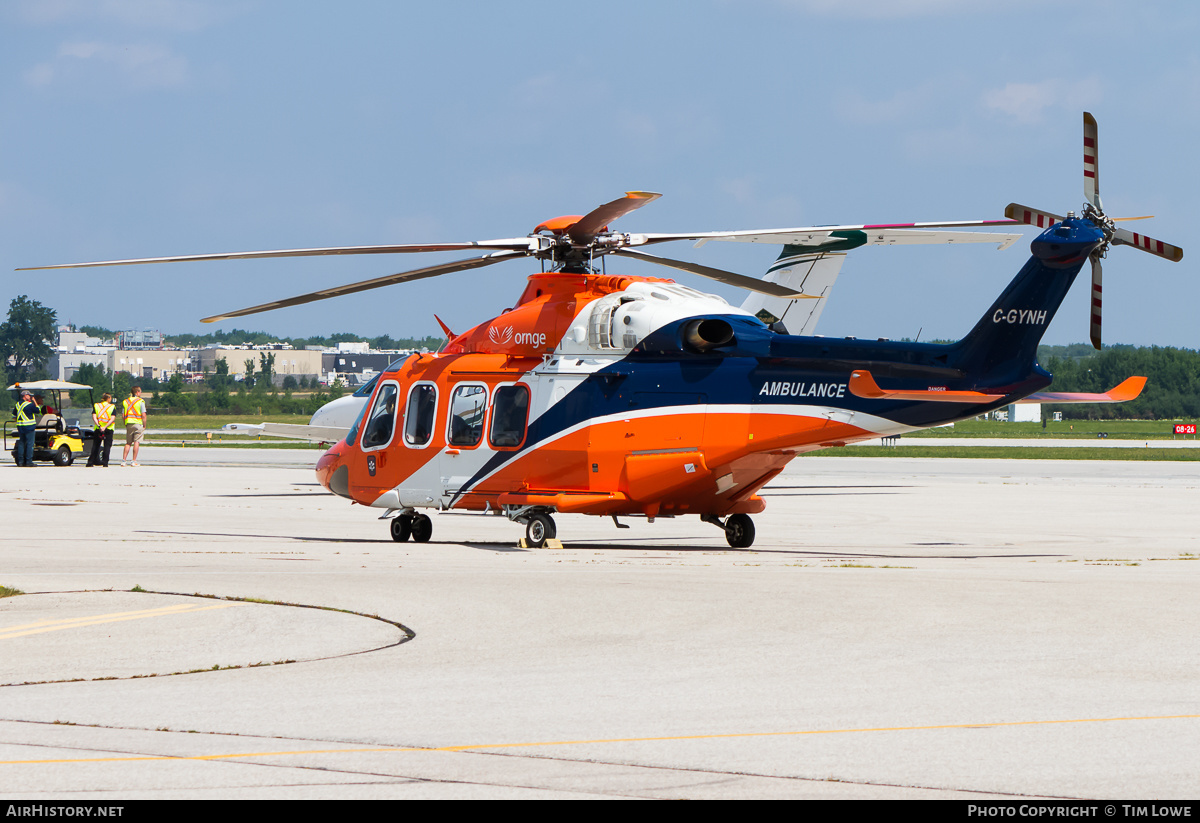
left=813, top=446, right=1200, bottom=461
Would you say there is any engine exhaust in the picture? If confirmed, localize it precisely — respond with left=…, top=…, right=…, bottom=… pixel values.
left=683, top=318, right=735, bottom=352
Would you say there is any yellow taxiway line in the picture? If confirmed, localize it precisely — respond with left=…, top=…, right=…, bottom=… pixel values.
left=0, top=602, right=236, bottom=640
left=2, top=713, right=1197, bottom=766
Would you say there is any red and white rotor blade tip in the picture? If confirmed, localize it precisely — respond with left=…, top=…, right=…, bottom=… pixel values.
left=1004, top=203, right=1064, bottom=229
left=1089, top=253, right=1103, bottom=351
left=1112, top=227, right=1184, bottom=262
left=1083, top=111, right=1101, bottom=210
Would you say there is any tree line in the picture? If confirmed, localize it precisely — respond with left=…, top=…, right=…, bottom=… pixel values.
left=1037, top=345, right=1200, bottom=420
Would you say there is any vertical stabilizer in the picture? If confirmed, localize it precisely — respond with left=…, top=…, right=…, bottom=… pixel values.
left=952, top=218, right=1102, bottom=385
left=740, top=248, right=845, bottom=335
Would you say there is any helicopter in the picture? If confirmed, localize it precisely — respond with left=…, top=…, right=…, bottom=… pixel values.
left=21, top=113, right=1181, bottom=548
left=228, top=223, right=1023, bottom=443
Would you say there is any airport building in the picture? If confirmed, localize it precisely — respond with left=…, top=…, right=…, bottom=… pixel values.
left=48, top=327, right=421, bottom=386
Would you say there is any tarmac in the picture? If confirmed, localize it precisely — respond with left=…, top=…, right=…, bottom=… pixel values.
left=2, top=449, right=1199, bottom=799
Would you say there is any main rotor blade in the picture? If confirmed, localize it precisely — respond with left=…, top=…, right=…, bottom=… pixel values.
left=1089, top=253, right=1103, bottom=351
left=1112, top=227, right=1184, bottom=262
left=638, top=218, right=1023, bottom=248
left=1084, top=111, right=1101, bottom=211
left=17, top=239, right=537, bottom=272
left=608, top=248, right=818, bottom=299
left=567, top=191, right=662, bottom=245
left=200, top=250, right=526, bottom=324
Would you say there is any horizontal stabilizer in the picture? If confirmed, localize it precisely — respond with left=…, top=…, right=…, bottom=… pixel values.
left=848, top=370, right=1006, bottom=404
left=1015, top=376, right=1146, bottom=404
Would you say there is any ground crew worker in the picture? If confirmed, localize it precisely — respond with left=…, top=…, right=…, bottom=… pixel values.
left=12, top=389, right=37, bottom=467
left=88, top=392, right=116, bottom=467
left=121, top=386, right=147, bottom=467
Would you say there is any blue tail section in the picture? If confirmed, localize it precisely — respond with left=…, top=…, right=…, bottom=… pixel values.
left=950, top=217, right=1103, bottom=387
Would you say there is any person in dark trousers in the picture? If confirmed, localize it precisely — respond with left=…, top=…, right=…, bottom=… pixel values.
left=12, top=389, right=37, bottom=466
left=87, top=392, right=116, bottom=467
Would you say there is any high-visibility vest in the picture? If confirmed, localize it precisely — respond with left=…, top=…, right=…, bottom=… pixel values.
left=13, top=401, right=35, bottom=427
left=94, top=402, right=116, bottom=430
left=122, top=396, right=146, bottom=425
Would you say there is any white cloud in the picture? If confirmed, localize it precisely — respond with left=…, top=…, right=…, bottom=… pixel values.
left=24, top=40, right=189, bottom=90
left=717, top=177, right=803, bottom=224
left=767, top=0, right=989, bottom=18
left=16, top=0, right=229, bottom=31
left=982, top=78, right=1103, bottom=124
left=836, top=86, right=939, bottom=125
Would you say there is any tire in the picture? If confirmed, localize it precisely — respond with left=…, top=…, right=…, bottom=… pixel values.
left=53, top=445, right=73, bottom=467
left=389, top=516, right=412, bottom=542
left=724, top=513, right=755, bottom=549
left=410, top=513, right=433, bottom=543
left=525, top=512, right=556, bottom=548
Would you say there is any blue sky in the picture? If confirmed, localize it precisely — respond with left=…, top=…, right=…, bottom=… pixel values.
left=3, top=0, right=1197, bottom=348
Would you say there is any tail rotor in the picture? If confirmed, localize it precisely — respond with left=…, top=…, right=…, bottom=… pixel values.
left=1005, top=112, right=1182, bottom=349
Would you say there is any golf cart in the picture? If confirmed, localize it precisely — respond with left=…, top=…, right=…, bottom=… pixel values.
left=5, top=380, right=95, bottom=466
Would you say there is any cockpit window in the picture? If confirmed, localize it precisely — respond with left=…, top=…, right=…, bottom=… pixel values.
left=352, top=373, right=381, bottom=398
left=403, top=384, right=437, bottom=447
left=447, top=384, right=487, bottom=447
left=489, top=384, right=529, bottom=448
left=361, top=383, right=399, bottom=449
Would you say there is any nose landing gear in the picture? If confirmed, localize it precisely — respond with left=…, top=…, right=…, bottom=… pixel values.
left=388, top=512, right=433, bottom=543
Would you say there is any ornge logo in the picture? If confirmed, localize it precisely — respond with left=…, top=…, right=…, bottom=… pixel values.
left=514, top=331, right=547, bottom=347
left=489, top=325, right=547, bottom=348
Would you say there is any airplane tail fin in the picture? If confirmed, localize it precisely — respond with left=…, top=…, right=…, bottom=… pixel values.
left=951, top=218, right=1103, bottom=385
left=738, top=228, right=1020, bottom=335
left=739, top=247, right=845, bottom=335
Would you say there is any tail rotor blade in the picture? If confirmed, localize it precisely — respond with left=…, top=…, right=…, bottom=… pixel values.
left=1005, top=203, right=1064, bottom=228
left=1112, top=227, right=1184, bottom=262
left=1084, top=111, right=1101, bottom=211
left=1089, top=253, right=1103, bottom=351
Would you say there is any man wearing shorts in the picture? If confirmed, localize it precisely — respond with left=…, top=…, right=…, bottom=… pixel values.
left=121, top=386, right=147, bottom=467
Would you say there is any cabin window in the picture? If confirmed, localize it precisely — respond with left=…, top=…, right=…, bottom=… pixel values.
left=489, top=384, right=529, bottom=448
left=403, top=383, right=437, bottom=447
left=362, top=382, right=399, bottom=450
left=447, top=384, right=487, bottom=447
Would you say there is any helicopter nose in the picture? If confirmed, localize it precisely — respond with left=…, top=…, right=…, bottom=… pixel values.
left=315, top=443, right=352, bottom=499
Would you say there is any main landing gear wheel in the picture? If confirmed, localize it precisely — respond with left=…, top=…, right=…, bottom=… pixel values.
left=724, top=513, right=755, bottom=549
left=525, top=512, right=557, bottom=548
left=410, top=513, right=433, bottom=543
left=389, top=515, right=412, bottom=542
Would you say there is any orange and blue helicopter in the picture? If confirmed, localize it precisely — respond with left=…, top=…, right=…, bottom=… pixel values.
left=23, top=114, right=1181, bottom=547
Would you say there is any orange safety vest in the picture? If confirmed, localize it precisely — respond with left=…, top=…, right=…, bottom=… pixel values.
left=122, top=396, right=146, bottom=425
left=93, top=401, right=115, bottom=430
